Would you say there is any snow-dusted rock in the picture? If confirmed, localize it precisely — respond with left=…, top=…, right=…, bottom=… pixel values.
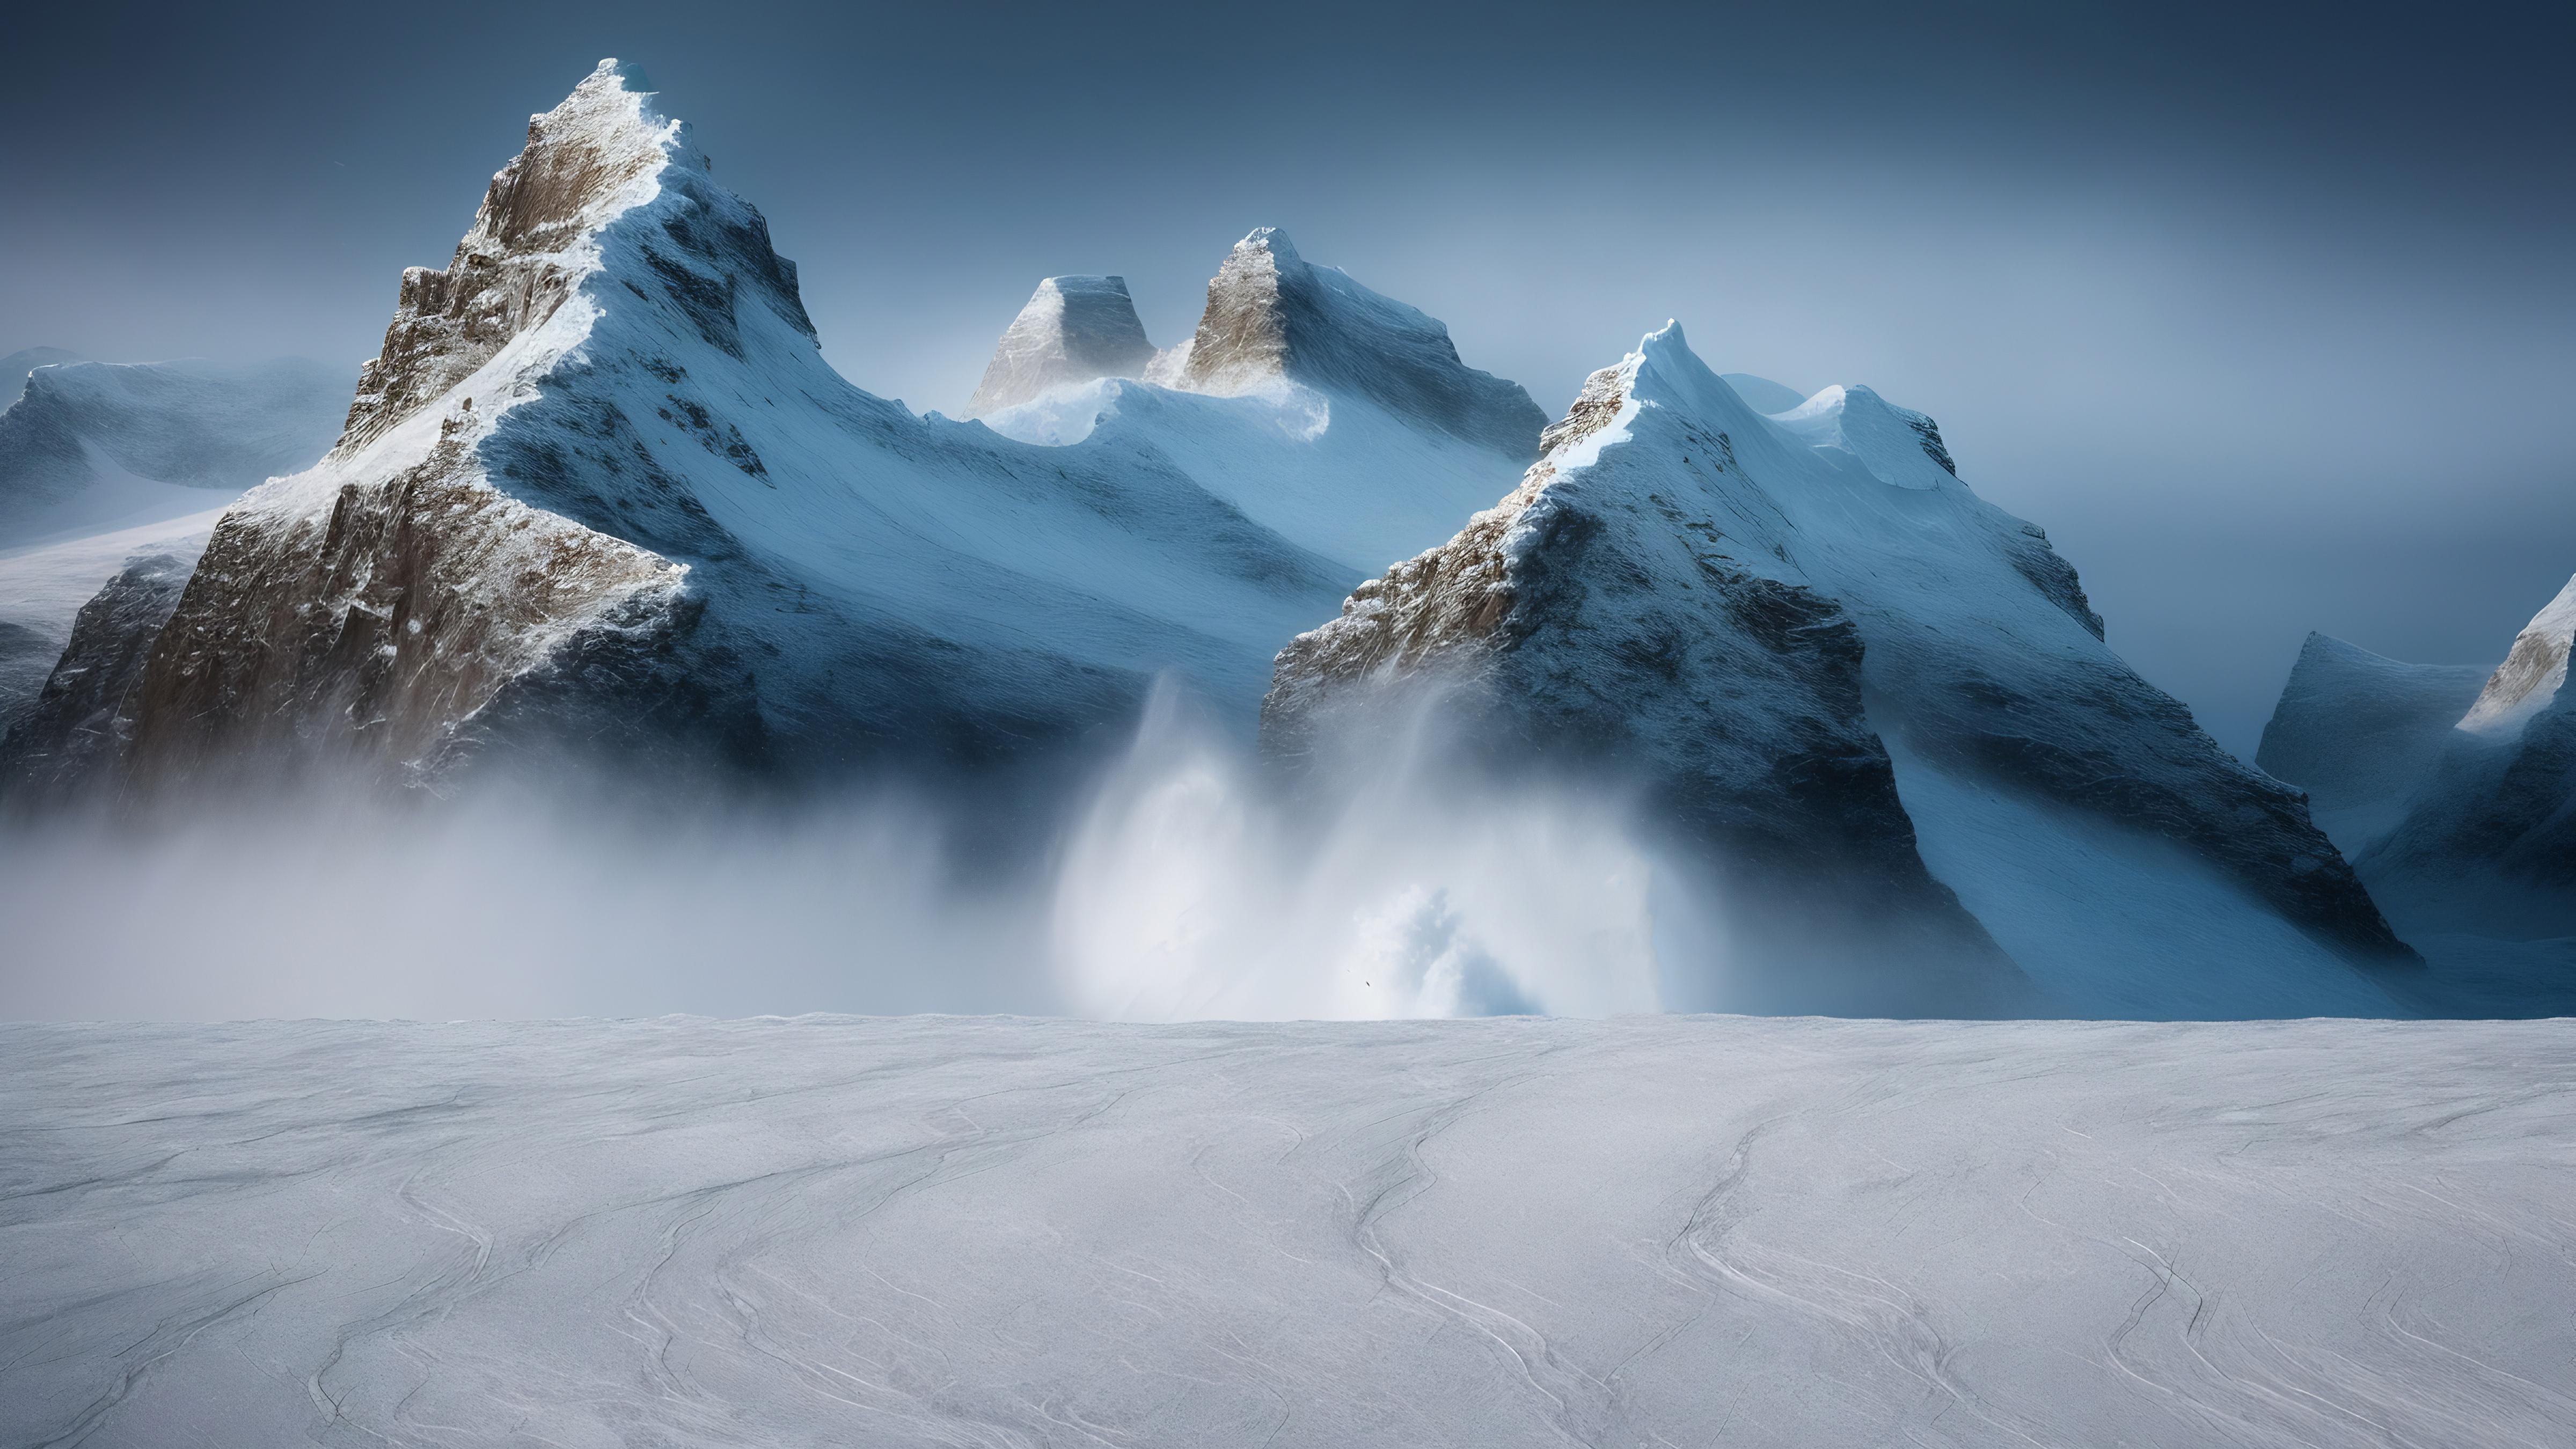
left=962, top=275, right=1158, bottom=416
left=975, top=232, right=1543, bottom=580
left=1268, top=323, right=2414, bottom=1016
left=1174, top=228, right=1545, bottom=458
left=2458, top=574, right=2576, bottom=737
left=26, top=61, right=1357, bottom=793
left=1, top=551, right=200, bottom=797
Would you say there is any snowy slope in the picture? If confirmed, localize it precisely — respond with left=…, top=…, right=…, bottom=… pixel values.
left=1166, top=227, right=1542, bottom=458
left=2255, top=632, right=2490, bottom=852
left=1268, top=324, right=2411, bottom=1016
left=5, top=1014, right=2573, bottom=1448
left=46, top=62, right=1363, bottom=792
left=0, top=356, right=346, bottom=539
left=0, top=347, right=80, bottom=408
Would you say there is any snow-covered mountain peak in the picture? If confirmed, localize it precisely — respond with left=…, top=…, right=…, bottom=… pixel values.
left=1771, top=382, right=1959, bottom=489
left=1174, top=227, right=1545, bottom=458
left=2458, top=574, right=2576, bottom=737
left=963, top=275, right=1157, bottom=418
left=333, top=58, right=708, bottom=457
left=2, top=348, right=81, bottom=409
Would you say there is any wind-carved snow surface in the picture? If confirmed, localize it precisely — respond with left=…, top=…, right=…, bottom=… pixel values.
left=1267, top=323, right=2407, bottom=1018
left=5, top=1014, right=2574, bottom=1448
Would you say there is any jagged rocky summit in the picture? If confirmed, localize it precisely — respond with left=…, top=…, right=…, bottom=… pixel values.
left=2262, top=578, right=2576, bottom=939
left=1266, top=323, right=2416, bottom=1018
left=4, top=63, right=1560, bottom=798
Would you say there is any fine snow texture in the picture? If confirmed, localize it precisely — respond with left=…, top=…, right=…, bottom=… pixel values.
left=962, top=275, right=1158, bottom=416
left=1267, top=324, right=2409, bottom=1017
left=4, top=1015, right=2572, bottom=1448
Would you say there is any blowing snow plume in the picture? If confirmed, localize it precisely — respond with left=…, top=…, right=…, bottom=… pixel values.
left=0, top=682, right=1674, bottom=1022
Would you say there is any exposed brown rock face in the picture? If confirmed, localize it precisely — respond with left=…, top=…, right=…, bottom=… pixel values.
left=1175, top=229, right=1546, bottom=459
left=2, top=552, right=199, bottom=798
left=1260, top=363, right=1631, bottom=711
left=123, top=441, right=679, bottom=780
left=1264, top=352, right=2032, bottom=1016
left=340, top=65, right=676, bottom=453
left=83, top=61, right=700, bottom=788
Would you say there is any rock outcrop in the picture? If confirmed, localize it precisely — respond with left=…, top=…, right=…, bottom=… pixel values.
left=11, top=61, right=1357, bottom=797
left=1268, top=323, right=2416, bottom=1016
left=1173, top=229, right=1545, bottom=459
left=963, top=276, right=1157, bottom=416
left=2, top=552, right=200, bottom=800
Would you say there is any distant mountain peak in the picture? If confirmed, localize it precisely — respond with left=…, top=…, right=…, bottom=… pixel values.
left=964, top=275, right=1157, bottom=418
left=1175, top=226, right=1545, bottom=458
left=2458, top=574, right=2576, bottom=738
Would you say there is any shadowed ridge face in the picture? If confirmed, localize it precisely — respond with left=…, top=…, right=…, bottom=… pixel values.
left=2344, top=577, right=2576, bottom=936
left=1269, top=319, right=2422, bottom=1014
left=1177, top=227, right=1547, bottom=459
left=1264, top=324, right=2034, bottom=1018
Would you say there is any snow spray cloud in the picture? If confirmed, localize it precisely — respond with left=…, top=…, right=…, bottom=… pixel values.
left=0, top=680, right=1678, bottom=1022
left=1051, top=681, right=1664, bottom=1021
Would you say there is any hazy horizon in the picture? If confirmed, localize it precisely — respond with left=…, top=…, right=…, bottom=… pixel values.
left=8, top=0, right=2570, bottom=753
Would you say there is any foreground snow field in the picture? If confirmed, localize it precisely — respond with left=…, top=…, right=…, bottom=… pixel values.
left=5, top=1016, right=2572, bottom=1447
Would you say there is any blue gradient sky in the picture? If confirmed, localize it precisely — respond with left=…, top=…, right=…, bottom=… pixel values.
left=6, top=0, right=2568, bottom=752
